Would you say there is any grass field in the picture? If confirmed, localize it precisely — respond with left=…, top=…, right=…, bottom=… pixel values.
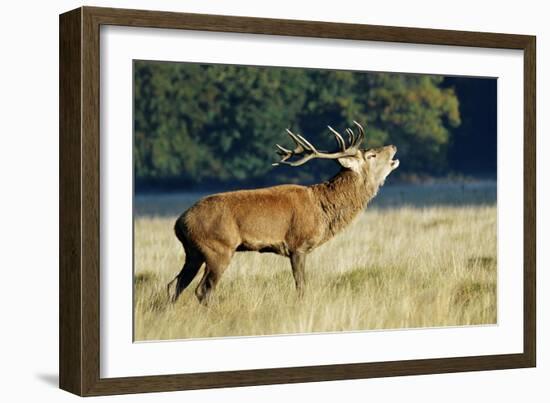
left=134, top=183, right=497, bottom=341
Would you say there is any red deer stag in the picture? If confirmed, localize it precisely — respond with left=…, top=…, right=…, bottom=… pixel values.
left=168, top=121, right=399, bottom=304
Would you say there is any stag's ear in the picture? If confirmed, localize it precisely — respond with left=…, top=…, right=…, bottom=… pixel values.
left=337, top=156, right=363, bottom=172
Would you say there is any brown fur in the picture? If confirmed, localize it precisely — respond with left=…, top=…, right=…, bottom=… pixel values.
left=169, top=144, right=399, bottom=304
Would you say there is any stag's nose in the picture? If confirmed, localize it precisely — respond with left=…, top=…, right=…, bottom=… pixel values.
left=386, top=144, right=397, bottom=154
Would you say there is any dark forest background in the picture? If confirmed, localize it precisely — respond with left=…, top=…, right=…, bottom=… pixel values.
left=134, top=61, right=496, bottom=192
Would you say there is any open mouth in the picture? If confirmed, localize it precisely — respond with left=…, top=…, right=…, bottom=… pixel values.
left=388, top=146, right=399, bottom=169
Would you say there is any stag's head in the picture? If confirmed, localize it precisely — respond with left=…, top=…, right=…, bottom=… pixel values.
left=273, top=121, right=399, bottom=187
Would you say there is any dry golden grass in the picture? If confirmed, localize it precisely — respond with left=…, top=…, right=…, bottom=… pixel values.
left=134, top=205, right=496, bottom=341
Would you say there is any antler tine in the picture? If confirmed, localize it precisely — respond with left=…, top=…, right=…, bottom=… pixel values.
left=272, top=144, right=291, bottom=166
left=295, top=133, right=318, bottom=153
left=286, top=128, right=323, bottom=154
left=345, top=128, right=355, bottom=146
left=275, top=143, right=291, bottom=154
left=327, top=126, right=346, bottom=151
left=352, top=121, right=365, bottom=147
left=285, top=129, right=307, bottom=151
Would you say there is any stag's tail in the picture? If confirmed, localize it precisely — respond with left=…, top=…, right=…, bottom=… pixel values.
left=168, top=216, right=205, bottom=302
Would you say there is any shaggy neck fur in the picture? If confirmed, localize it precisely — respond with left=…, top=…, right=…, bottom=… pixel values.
left=310, top=169, right=379, bottom=241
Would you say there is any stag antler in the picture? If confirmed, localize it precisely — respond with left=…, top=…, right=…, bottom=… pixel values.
left=273, top=121, right=365, bottom=167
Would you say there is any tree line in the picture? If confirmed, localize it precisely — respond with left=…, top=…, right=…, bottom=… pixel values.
left=134, top=61, right=496, bottom=190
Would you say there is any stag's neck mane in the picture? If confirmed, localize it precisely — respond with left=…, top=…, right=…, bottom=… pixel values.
left=310, top=169, right=379, bottom=238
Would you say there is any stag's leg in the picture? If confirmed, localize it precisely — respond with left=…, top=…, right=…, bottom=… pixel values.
left=170, top=248, right=204, bottom=303
left=195, top=249, right=233, bottom=305
left=290, top=252, right=307, bottom=298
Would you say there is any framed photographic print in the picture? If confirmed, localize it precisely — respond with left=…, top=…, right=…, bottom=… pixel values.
left=59, top=6, right=536, bottom=396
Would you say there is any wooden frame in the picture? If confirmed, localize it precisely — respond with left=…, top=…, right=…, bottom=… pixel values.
left=59, top=6, right=536, bottom=396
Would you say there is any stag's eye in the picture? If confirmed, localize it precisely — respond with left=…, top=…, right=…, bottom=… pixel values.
left=367, top=154, right=376, bottom=159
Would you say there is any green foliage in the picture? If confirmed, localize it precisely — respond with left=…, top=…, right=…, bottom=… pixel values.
left=134, top=61, right=461, bottom=187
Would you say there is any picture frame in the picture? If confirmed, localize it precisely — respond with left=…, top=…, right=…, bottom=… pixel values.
left=59, top=6, right=536, bottom=396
